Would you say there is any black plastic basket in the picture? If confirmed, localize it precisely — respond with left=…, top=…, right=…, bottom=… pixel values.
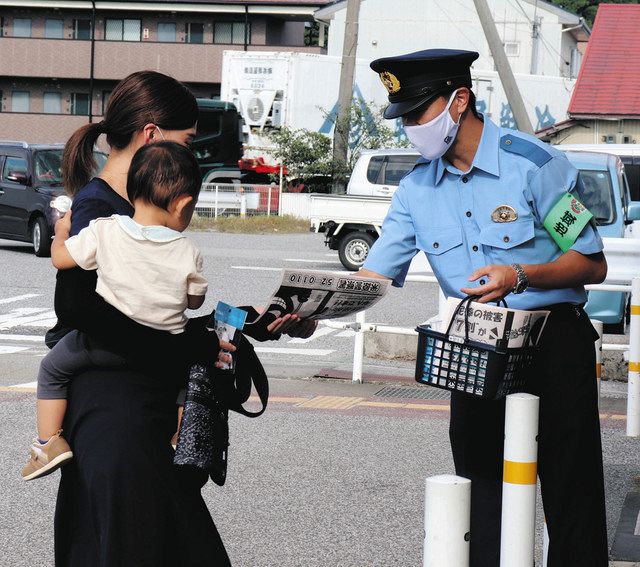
left=414, top=296, right=537, bottom=400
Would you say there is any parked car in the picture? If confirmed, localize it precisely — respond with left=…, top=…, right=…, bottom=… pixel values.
left=559, top=143, right=640, bottom=201
left=314, top=148, right=640, bottom=332
left=0, top=141, right=107, bottom=256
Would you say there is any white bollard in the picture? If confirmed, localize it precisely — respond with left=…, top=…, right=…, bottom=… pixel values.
left=352, top=311, right=365, bottom=383
left=214, top=185, right=219, bottom=219
left=543, top=518, right=549, bottom=567
left=240, top=192, right=247, bottom=218
left=500, top=393, right=539, bottom=567
left=590, top=319, right=604, bottom=410
left=628, top=277, right=640, bottom=437
left=438, top=289, right=448, bottom=331
left=424, top=475, right=471, bottom=567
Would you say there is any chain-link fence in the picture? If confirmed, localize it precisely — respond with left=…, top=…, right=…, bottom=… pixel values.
left=195, top=183, right=281, bottom=218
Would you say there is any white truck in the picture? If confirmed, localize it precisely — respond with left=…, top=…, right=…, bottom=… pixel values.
left=310, top=149, right=419, bottom=270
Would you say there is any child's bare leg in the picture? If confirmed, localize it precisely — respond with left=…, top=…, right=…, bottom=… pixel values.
left=177, top=405, right=184, bottom=431
left=37, top=399, right=68, bottom=441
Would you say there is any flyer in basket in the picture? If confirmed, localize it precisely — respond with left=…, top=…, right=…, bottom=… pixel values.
left=254, top=269, right=390, bottom=322
left=442, top=298, right=550, bottom=349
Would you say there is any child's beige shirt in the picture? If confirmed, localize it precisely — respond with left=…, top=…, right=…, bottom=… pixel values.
left=65, top=215, right=208, bottom=334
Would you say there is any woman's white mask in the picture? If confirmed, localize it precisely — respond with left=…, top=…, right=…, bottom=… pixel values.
left=403, top=90, right=461, bottom=161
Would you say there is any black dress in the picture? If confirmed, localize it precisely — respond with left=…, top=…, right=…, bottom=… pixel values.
left=51, top=178, right=231, bottom=566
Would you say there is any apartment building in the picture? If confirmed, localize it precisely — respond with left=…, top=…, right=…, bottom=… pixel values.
left=0, top=0, right=331, bottom=142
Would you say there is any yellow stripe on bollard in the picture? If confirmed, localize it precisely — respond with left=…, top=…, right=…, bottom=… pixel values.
left=503, top=460, right=537, bottom=485
left=596, top=362, right=602, bottom=379
left=630, top=305, right=640, bottom=316
left=631, top=362, right=640, bottom=373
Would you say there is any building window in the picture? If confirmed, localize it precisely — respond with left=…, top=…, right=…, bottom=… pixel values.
left=157, top=22, right=176, bottom=42
left=12, top=91, right=29, bottom=112
left=43, top=92, right=62, bottom=114
left=186, top=22, right=204, bottom=44
left=70, top=93, right=90, bottom=116
left=105, top=19, right=141, bottom=41
left=13, top=18, right=32, bottom=38
left=304, top=21, right=320, bottom=46
left=1, top=17, right=5, bottom=37
left=102, top=90, right=112, bottom=115
left=45, top=19, right=64, bottom=39
left=503, top=42, right=520, bottom=57
left=214, top=22, right=250, bottom=45
left=73, top=19, right=92, bottom=40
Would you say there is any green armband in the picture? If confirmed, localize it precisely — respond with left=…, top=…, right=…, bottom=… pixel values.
left=543, top=192, right=593, bottom=252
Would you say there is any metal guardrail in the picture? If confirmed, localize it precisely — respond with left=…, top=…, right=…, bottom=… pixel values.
left=322, top=276, right=640, bottom=438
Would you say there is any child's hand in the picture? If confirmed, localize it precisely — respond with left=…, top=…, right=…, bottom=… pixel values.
left=214, top=339, right=236, bottom=369
left=54, top=211, right=72, bottom=239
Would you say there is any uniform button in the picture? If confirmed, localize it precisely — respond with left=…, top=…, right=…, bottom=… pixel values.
left=503, top=236, right=510, bottom=243
left=479, top=279, right=486, bottom=285
left=433, top=242, right=439, bottom=249
left=462, top=176, right=468, bottom=183
left=472, top=245, right=478, bottom=252
left=466, top=211, right=472, bottom=217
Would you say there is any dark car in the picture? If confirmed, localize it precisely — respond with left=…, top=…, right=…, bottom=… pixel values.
left=0, top=141, right=106, bottom=256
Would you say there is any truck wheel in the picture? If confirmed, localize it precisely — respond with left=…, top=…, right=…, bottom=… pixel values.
left=31, top=216, right=52, bottom=257
left=338, top=231, right=375, bottom=271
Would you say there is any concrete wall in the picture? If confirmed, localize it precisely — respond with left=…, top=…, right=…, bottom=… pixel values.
left=325, top=0, right=580, bottom=78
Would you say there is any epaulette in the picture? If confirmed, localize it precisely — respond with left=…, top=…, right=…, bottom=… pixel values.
left=500, top=135, right=553, bottom=168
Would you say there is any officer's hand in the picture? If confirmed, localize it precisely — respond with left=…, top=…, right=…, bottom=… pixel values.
left=460, top=264, right=518, bottom=303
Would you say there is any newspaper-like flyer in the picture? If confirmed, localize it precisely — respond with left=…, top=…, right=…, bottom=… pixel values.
left=442, top=297, right=550, bottom=349
left=255, top=269, right=390, bottom=321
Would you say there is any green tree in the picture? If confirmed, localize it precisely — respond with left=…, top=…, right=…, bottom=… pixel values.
left=268, top=128, right=333, bottom=189
left=547, top=0, right=640, bottom=26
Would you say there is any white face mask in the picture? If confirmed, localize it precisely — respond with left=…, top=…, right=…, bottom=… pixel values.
left=155, top=126, right=166, bottom=141
left=403, top=90, right=461, bottom=161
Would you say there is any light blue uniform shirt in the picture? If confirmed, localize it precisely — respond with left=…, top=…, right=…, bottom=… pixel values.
left=363, top=117, right=604, bottom=309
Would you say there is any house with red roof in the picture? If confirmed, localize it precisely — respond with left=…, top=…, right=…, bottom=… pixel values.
left=538, top=3, right=640, bottom=145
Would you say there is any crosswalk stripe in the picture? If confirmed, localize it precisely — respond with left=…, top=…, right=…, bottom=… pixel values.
left=0, top=311, right=57, bottom=330
left=0, top=294, right=40, bottom=305
left=0, top=334, right=44, bottom=342
left=0, top=346, right=29, bottom=355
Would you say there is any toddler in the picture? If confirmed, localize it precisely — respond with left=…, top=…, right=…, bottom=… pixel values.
left=22, top=141, right=220, bottom=480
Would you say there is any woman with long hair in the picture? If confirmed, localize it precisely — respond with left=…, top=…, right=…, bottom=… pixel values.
left=45, top=71, right=312, bottom=566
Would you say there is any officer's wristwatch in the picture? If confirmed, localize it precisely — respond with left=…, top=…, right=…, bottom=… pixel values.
left=510, top=263, right=529, bottom=294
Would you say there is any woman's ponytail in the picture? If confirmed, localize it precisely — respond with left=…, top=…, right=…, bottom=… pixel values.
left=61, top=121, right=105, bottom=197
left=62, top=71, right=197, bottom=196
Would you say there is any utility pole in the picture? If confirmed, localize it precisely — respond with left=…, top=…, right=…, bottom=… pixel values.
left=332, top=0, right=361, bottom=193
left=530, top=16, right=541, bottom=75
left=472, top=0, right=534, bottom=134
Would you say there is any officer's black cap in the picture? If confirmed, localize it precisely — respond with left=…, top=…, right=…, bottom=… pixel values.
left=370, top=49, right=480, bottom=119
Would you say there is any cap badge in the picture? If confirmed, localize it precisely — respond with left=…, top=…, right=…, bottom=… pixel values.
left=491, top=205, right=518, bottom=223
left=379, top=71, right=401, bottom=94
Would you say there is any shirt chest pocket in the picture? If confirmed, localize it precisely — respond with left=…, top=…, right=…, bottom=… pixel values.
left=478, top=218, right=535, bottom=263
left=416, top=226, right=463, bottom=255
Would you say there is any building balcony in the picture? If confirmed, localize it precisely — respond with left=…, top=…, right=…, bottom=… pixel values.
left=0, top=113, right=92, bottom=145
left=0, top=37, right=327, bottom=83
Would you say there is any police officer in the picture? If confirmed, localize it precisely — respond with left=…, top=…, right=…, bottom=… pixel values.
left=359, top=49, right=608, bottom=566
